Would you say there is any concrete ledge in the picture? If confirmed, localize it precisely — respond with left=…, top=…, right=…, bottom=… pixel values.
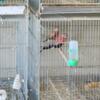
left=0, top=6, right=25, bottom=15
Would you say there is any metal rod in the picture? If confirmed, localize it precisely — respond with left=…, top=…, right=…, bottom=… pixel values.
left=58, top=49, right=67, bottom=63
left=49, top=79, right=63, bottom=100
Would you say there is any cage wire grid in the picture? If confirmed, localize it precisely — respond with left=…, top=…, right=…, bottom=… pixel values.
left=0, top=7, right=40, bottom=100
left=0, top=17, right=29, bottom=100
left=40, top=17, right=100, bottom=100
left=0, top=0, right=40, bottom=100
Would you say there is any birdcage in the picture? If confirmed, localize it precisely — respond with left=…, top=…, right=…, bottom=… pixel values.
left=0, top=9, right=40, bottom=100
left=0, top=11, right=30, bottom=99
left=41, top=0, right=100, bottom=6
left=40, top=17, right=100, bottom=100
left=0, top=0, right=27, bottom=5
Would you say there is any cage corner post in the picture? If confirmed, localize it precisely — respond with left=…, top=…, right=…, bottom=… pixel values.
left=27, top=11, right=40, bottom=100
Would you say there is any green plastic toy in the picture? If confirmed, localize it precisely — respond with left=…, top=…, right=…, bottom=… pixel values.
left=67, top=59, right=78, bottom=67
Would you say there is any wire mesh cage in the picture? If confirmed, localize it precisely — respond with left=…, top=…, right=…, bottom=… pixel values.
left=0, top=17, right=28, bottom=100
left=41, top=0, right=100, bottom=6
left=40, top=17, right=100, bottom=100
left=0, top=0, right=26, bottom=5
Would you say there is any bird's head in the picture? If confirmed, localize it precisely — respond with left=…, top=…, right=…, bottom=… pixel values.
left=53, top=27, right=59, bottom=36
